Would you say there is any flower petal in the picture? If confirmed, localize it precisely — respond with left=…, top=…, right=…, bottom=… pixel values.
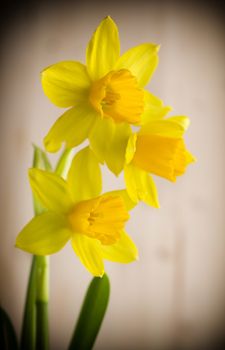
left=16, top=212, right=71, bottom=255
left=101, top=230, right=138, bottom=263
left=89, top=117, right=115, bottom=163
left=141, top=91, right=172, bottom=125
left=104, top=189, right=137, bottom=211
left=41, top=61, right=91, bottom=107
left=67, top=146, right=102, bottom=203
left=29, top=169, right=73, bottom=214
left=124, top=164, right=160, bottom=207
left=71, top=234, right=104, bottom=276
left=139, top=116, right=190, bottom=138
left=125, top=133, right=137, bottom=164
left=104, top=123, right=131, bottom=176
left=86, top=16, right=120, bottom=81
left=44, top=105, right=97, bottom=153
left=116, top=43, right=159, bottom=87
left=168, top=116, right=190, bottom=131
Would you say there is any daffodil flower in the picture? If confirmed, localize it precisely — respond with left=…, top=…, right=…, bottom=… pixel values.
left=124, top=116, right=196, bottom=207
left=41, top=16, right=170, bottom=175
left=16, top=147, right=138, bottom=276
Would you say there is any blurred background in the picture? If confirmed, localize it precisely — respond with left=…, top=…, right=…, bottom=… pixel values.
left=1, top=1, right=225, bottom=349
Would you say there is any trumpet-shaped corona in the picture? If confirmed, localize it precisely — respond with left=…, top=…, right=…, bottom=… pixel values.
left=124, top=117, right=195, bottom=207
left=133, top=134, right=193, bottom=181
left=89, top=69, right=144, bottom=123
left=68, top=195, right=129, bottom=245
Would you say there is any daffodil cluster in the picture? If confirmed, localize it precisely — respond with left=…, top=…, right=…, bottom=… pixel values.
left=16, top=17, right=195, bottom=276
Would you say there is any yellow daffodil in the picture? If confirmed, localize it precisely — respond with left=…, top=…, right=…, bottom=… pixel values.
left=124, top=116, right=195, bottom=207
left=41, top=16, right=170, bottom=175
left=16, top=147, right=138, bottom=276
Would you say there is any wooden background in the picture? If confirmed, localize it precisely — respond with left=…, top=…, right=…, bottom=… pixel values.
left=0, top=1, right=224, bottom=349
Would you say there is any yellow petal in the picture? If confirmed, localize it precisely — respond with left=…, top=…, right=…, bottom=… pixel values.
left=67, top=146, right=102, bottom=203
left=71, top=234, right=104, bottom=276
left=29, top=169, right=73, bottom=214
left=86, top=16, right=120, bottom=81
left=124, top=164, right=160, bottom=207
left=44, top=105, right=97, bottom=153
left=101, top=230, right=138, bottom=263
left=115, top=43, right=159, bottom=87
left=139, top=116, right=190, bottom=138
left=141, top=90, right=172, bottom=124
left=144, top=90, right=164, bottom=107
left=16, top=212, right=71, bottom=255
left=89, top=119, right=131, bottom=175
left=104, top=189, right=137, bottom=211
left=168, top=116, right=190, bottom=130
left=89, top=116, right=115, bottom=163
left=104, top=123, right=131, bottom=176
left=186, top=150, right=196, bottom=164
left=41, top=61, right=91, bottom=107
left=125, top=133, right=137, bottom=164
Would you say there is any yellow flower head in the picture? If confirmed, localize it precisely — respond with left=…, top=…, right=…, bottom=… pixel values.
left=41, top=16, right=171, bottom=175
left=124, top=116, right=196, bottom=207
left=16, top=147, right=138, bottom=276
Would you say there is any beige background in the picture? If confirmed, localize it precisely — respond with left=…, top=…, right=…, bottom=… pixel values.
left=1, top=1, right=225, bottom=349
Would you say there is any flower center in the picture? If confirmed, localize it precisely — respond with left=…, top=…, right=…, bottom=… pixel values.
left=132, top=134, right=193, bottom=181
left=68, top=195, right=129, bottom=245
left=89, top=69, right=144, bottom=124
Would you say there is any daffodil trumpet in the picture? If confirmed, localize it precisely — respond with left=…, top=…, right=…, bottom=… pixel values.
left=124, top=116, right=196, bottom=207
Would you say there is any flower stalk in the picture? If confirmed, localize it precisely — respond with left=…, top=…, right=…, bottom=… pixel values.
left=35, top=255, right=49, bottom=350
left=20, top=256, right=37, bottom=350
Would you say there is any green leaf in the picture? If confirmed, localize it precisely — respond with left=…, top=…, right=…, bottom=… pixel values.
left=0, top=306, right=18, bottom=350
left=68, top=274, right=110, bottom=350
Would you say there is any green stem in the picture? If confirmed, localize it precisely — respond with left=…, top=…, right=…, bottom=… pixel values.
left=20, top=252, right=49, bottom=350
left=35, top=256, right=49, bottom=350
left=20, top=256, right=37, bottom=350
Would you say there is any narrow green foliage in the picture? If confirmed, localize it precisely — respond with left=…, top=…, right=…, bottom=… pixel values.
left=0, top=306, right=19, bottom=350
left=68, top=274, right=110, bottom=350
